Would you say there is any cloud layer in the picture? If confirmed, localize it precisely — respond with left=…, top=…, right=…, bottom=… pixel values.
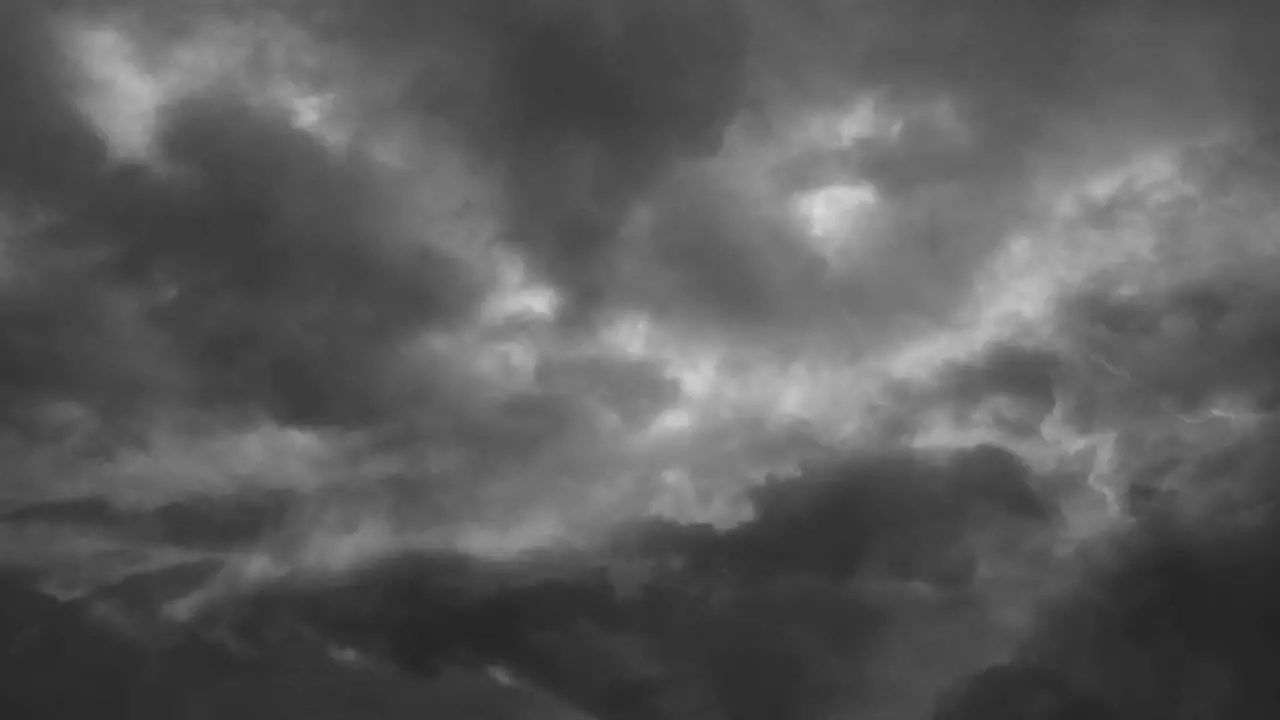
left=5, top=0, right=1280, bottom=718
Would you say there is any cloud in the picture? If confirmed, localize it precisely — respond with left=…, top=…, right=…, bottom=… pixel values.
left=932, top=662, right=1114, bottom=720
left=362, top=0, right=1241, bottom=359
left=9, top=2, right=1280, bottom=717
left=887, top=341, right=1066, bottom=442
left=935, top=425, right=1280, bottom=719
left=534, top=354, right=680, bottom=431
left=922, top=143, right=1280, bottom=718
left=127, top=440, right=1059, bottom=720
left=0, top=490, right=291, bottom=552
left=0, top=5, right=109, bottom=207
left=0, top=8, right=488, bottom=434
left=135, top=92, right=480, bottom=425
left=1056, top=269, right=1280, bottom=419
left=0, top=568, right=614, bottom=720
left=605, top=0, right=1231, bottom=354
left=699, top=443, right=1054, bottom=586
left=0, top=3, right=771, bottom=529
left=472, top=0, right=751, bottom=327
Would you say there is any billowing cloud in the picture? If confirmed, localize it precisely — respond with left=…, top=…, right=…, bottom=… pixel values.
left=7, top=1, right=1280, bottom=719
left=0, top=5, right=108, bottom=206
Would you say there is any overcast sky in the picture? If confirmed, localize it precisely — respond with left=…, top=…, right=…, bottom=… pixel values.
left=7, top=2, right=1280, bottom=714
left=0, top=0, right=1269, bottom=538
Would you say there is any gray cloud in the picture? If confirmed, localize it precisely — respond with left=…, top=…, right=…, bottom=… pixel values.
left=137, top=92, right=480, bottom=425
left=937, top=419, right=1280, bottom=719
left=7, top=2, right=1280, bottom=718
left=925, top=143, right=1280, bottom=718
left=0, top=11, right=483, bottom=431
left=449, top=0, right=1248, bottom=351
left=534, top=354, right=680, bottom=430
left=113, top=440, right=1052, bottom=720
left=0, top=0, right=1257, bottom=436
left=0, top=5, right=108, bottom=207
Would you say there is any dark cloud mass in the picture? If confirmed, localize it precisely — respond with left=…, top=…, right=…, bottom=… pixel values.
left=107, top=442, right=1051, bottom=720
left=0, top=5, right=107, bottom=206
left=474, top=0, right=750, bottom=326
left=141, top=93, right=479, bottom=424
left=6, top=0, right=1280, bottom=718
left=0, top=8, right=483, bottom=430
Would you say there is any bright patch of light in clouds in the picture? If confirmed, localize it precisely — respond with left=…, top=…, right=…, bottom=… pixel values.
left=793, top=182, right=878, bottom=257
left=645, top=408, right=694, bottom=436
left=66, top=24, right=164, bottom=161
left=278, top=87, right=347, bottom=145
left=65, top=19, right=350, bottom=161
left=480, top=258, right=563, bottom=325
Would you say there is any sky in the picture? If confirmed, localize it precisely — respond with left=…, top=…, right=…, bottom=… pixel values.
left=6, top=0, right=1280, bottom=717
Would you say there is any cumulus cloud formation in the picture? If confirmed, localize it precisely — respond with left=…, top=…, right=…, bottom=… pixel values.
left=5, top=0, right=1280, bottom=717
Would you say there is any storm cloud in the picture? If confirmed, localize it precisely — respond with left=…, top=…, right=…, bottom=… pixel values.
left=5, top=1, right=1280, bottom=719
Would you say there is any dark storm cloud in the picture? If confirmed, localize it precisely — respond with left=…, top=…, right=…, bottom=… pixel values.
left=0, top=5, right=175, bottom=433
left=0, top=4, right=108, bottom=207
left=931, top=662, right=1115, bottom=720
left=878, top=342, right=1068, bottom=440
left=276, top=0, right=1036, bottom=337
left=930, top=160, right=1280, bottom=718
left=9, top=3, right=1280, bottom=716
left=0, top=245, right=177, bottom=435
left=14, top=0, right=1244, bottom=389
left=918, top=136, right=1280, bottom=716
left=936, top=419, right=1280, bottom=719
left=182, top=541, right=885, bottom=720
left=155, top=441, right=1056, bottom=720
left=727, top=444, right=1053, bottom=583
left=0, top=570, right=606, bottom=720
left=615, top=442, right=1053, bottom=588
left=251, top=0, right=752, bottom=325
left=400, top=0, right=1240, bottom=342
left=938, top=343, right=1062, bottom=409
left=472, top=0, right=750, bottom=326
left=0, top=7, right=483, bottom=431
left=8, top=0, right=1261, bottom=370
left=123, top=92, right=479, bottom=426
left=1055, top=265, right=1280, bottom=421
